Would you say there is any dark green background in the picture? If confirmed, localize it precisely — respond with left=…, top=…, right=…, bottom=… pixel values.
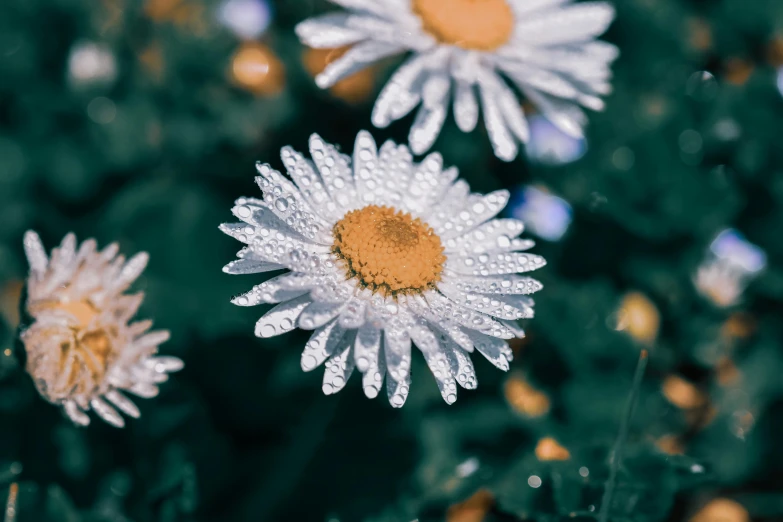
left=1, top=0, right=783, bottom=520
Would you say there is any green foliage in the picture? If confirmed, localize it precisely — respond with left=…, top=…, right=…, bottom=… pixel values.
left=1, top=0, right=783, bottom=521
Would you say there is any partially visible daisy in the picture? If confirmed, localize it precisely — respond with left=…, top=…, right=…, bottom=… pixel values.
left=221, top=131, right=545, bottom=406
left=296, top=0, right=618, bottom=161
left=20, top=231, right=182, bottom=427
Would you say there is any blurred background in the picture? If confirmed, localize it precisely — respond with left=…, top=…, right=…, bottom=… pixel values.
left=1, top=0, right=783, bottom=520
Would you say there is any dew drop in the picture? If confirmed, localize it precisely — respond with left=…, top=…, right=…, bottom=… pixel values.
left=260, top=324, right=276, bottom=337
left=275, top=199, right=289, bottom=212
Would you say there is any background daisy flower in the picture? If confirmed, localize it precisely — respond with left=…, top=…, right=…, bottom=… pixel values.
left=20, top=231, right=183, bottom=427
left=296, top=0, right=618, bottom=161
left=221, top=131, right=544, bottom=407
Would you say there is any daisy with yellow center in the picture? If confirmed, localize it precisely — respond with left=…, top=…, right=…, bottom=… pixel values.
left=296, top=0, right=618, bottom=161
left=221, top=131, right=545, bottom=406
left=21, top=232, right=182, bottom=427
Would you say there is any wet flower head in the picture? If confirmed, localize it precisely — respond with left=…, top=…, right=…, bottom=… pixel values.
left=221, top=131, right=546, bottom=407
left=21, top=231, right=182, bottom=427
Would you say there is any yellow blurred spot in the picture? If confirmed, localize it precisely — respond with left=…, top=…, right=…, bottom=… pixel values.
left=0, top=280, right=23, bottom=330
left=767, top=35, right=783, bottom=67
left=721, top=312, right=756, bottom=339
left=139, top=44, right=165, bottom=81
left=686, top=18, right=713, bottom=52
left=504, top=375, right=550, bottom=417
left=690, top=498, right=749, bottom=522
left=724, top=58, right=754, bottom=86
left=662, top=376, right=706, bottom=410
left=231, top=43, right=285, bottom=96
left=615, top=292, right=660, bottom=344
left=535, top=437, right=570, bottom=461
left=302, top=47, right=377, bottom=103
left=716, top=357, right=740, bottom=387
left=446, top=489, right=494, bottom=522
left=655, top=434, right=684, bottom=455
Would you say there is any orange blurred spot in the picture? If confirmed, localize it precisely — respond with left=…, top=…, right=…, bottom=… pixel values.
left=504, top=375, right=550, bottom=417
left=690, top=498, right=749, bottom=522
left=662, top=376, right=706, bottom=410
left=302, top=47, right=376, bottom=103
left=535, top=437, right=570, bottom=461
left=446, top=489, right=494, bottom=522
left=231, top=43, right=285, bottom=96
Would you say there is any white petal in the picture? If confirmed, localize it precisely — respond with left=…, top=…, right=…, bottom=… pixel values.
left=330, top=0, right=396, bottom=18
left=301, top=320, right=345, bottom=372
left=386, top=370, right=410, bottom=408
left=354, top=323, right=381, bottom=372
left=91, top=397, right=125, bottom=428
left=442, top=337, right=477, bottom=389
left=309, top=133, right=357, bottom=209
left=408, top=98, right=448, bottom=155
left=465, top=329, right=513, bottom=371
left=63, top=400, right=90, bottom=426
left=112, top=252, right=149, bottom=292
left=410, top=323, right=457, bottom=404
left=133, top=330, right=171, bottom=351
left=515, top=2, right=616, bottom=46
left=441, top=273, right=543, bottom=296
left=299, top=301, right=346, bottom=330
left=295, top=13, right=367, bottom=48
left=316, top=41, right=404, bottom=89
left=322, top=339, right=355, bottom=395
left=231, top=273, right=309, bottom=306
left=371, top=53, right=430, bottom=127
left=497, top=83, right=530, bottom=143
left=104, top=390, right=141, bottom=418
left=446, top=252, right=547, bottom=276
left=255, top=294, right=312, bottom=338
left=362, top=360, right=385, bottom=399
left=223, top=258, right=285, bottom=275
left=384, top=325, right=412, bottom=383
left=126, top=382, right=159, bottom=398
left=425, top=180, right=470, bottom=230
left=442, top=218, right=525, bottom=254
left=143, top=356, right=185, bottom=373
left=511, top=0, right=569, bottom=16
left=454, top=81, right=479, bottom=132
left=522, top=87, right=586, bottom=138
left=424, top=291, right=515, bottom=339
left=281, top=146, right=338, bottom=221
left=479, top=83, right=518, bottom=161
left=438, top=283, right=529, bottom=320
left=437, top=190, right=510, bottom=240
left=339, top=299, right=367, bottom=329
left=255, top=162, right=331, bottom=242
left=23, top=230, right=48, bottom=276
left=501, top=63, right=581, bottom=101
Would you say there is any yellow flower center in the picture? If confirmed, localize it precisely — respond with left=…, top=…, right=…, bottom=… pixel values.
left=332, top=205, right=446, bottom=295
left=411, top=0, right=515, bottom=51
left=30, top=298, right=115, bottom=393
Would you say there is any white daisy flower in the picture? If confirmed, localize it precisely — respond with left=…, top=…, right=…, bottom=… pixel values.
left=296, top=0, right=618, bottom=161
left=20, top=231, right=183, bottom=428
left=221, top=131, right=545, bottom=407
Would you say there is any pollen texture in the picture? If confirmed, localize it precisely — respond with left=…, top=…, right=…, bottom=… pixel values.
left=28, top=298, right=115, bottom=395
left=333, top=205, right=446, bottom=295
left=411, top=0, right=515, bottom=51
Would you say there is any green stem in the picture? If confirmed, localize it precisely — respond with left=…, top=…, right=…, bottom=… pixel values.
left=598, top=349, right=648, bottom=522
